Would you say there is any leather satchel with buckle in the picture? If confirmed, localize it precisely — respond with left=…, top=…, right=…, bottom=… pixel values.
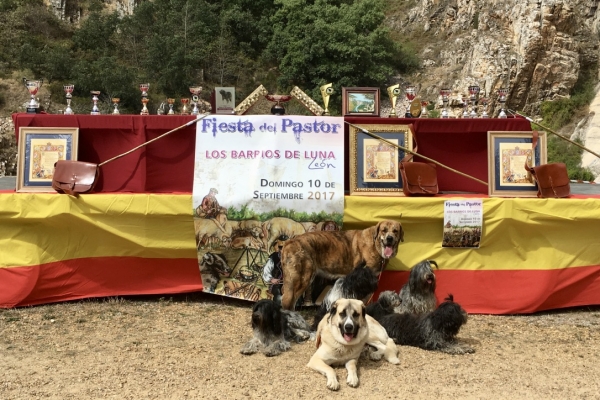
left=51, top=115, right=207, bottom=196
left=398, top=128, right=439, bottom=196
left=524, top=130, right=571, bottom=198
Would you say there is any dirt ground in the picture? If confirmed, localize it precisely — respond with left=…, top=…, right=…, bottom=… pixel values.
left=1, top=292, right=600, bottom=400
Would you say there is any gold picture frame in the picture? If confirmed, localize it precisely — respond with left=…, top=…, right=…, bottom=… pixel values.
left=487, top=130, right=547, bottom=197
left=16, top=127, right=79, bottom=193
left=349, top=124, right=413, bottom=196
left=342, top=87, right=380, bottom=117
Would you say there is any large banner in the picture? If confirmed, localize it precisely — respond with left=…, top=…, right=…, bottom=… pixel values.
left=193, top=114, right=345, bottom=302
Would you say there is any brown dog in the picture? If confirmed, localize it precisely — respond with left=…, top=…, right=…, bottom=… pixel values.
left=280, top=220, right=403, bottom=310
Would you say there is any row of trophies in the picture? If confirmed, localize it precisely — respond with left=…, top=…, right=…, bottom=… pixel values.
left=393, top=84, right=509, bottom=119
left=24, top=76, right=510, bottom=118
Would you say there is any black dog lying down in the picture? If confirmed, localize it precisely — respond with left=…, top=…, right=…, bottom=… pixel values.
left=375, top=294, right=475, bottom=355
left=240, top=299, right=313, bottom=357
left=311, top=265, right=379, bottom=330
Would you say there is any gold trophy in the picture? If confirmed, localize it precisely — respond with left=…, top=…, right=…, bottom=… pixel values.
left=139, top=83, right=150, bottom=115
left=320, top=83, right=334, bottom=116
left=180, top=98, right=190, bottom=115
left=387, top=84, right=401, bottom=118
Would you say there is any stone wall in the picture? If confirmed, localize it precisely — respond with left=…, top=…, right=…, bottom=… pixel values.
left=0, top=117, right=16, bottom=176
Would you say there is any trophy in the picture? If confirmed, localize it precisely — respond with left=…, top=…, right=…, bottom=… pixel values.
left=468, top=85, right=480, bottom=118
left=167, top=98, right=175, bottom=115
left=112, top=98, right=120, bottom=115
left=404, top=85, right=416, bottom=117
left=63, top=84, right=74, bottom=115
left=440, top=88, right=452, bottom=118
left=23, top=78, right=44, bottom=113
left=319, top=83, right=334, bottom=116
left=180, top=98, right=190, bottom=115
left=265, top=94, right=292, bottom=115
left=189, top=86, right=202, bottom=115
left=386, top=84, right=401, bottom=118
left=140, top=83, right=150, bottom=115
left=90, top=91, right=101, bottom=115
left=497, top=88, right=509, bottom=118
left=461, top=94, right=469, bottom=118
left=420, top=100, right=429, bottom=118
left=157, top=101, right=166, bottom=115
left=480, top=97, right=489, bottom=118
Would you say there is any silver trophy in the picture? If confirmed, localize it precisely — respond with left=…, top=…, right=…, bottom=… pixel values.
left=140, top=83, right=150, bottom=115
left=468, top=85, right=480, bottom=118
left=90, top=91, right=101, bottom=115
left=461, top=94, right=469, bottom=118
left=480, top=97, right=490, bottom=118
left=440, top=88, right=452, bottom=118
left=497, top=88, right=509, bottom=118
left=23, top=78, right=44, bottom=113
left=112, top=98, right=120, bottom=115
left=189, top=86, right=202, bottom=115
left=63, top=84, right=74, bottom=115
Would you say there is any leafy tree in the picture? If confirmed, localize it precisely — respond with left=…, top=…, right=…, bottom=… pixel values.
left=263, top=0, right=414, bottom=113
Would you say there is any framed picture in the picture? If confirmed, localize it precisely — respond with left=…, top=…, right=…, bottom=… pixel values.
left=342, top=87, right=380, bottom=117
left=487, top=131, right=547, bottom=197
left=16, top=127, right=79, bottom=193
left=213, top=87, right=236, bottom=114
left=349, top=124, right=413, bottom=196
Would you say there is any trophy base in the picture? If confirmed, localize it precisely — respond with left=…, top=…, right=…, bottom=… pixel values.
left=405, top=112, right=414, bottom=118
left=26, top=107, right=39, bottom=114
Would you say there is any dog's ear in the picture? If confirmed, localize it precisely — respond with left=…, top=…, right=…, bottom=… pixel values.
left=399, top=224, right=404, bottom=243
left=373, top=221, right=382, bottom=242
left=361, top=303, right=366, bottom=319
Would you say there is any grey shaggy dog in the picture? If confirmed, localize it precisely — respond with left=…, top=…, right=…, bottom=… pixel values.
left=365, top=290, right=402, bottom=321
left=378, top=294, right=474, bottom=355
left=396, top=259, right=438, bottom=314
left=241, top=299, right=313, bottom=357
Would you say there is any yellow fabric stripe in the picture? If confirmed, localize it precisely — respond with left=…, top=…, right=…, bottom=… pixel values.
left=0, top=193, right=197, bottom=268
left=344, top=195, right=600, bottom=271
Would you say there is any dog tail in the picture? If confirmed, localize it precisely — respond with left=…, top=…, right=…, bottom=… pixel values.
left=428, top=260, right=439, bottom=269
left=444, top=293, right=454, bottom=302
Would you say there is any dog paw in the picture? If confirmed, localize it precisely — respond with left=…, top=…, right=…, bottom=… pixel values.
left=346, top=374, right=359, bottom=388
left=240, top=342, right=258, bottom=355
left=276, top=341, right=291, bottom=352
left=326, top=377, right=340, bottom=391
left=263, top=347, right=282, bottom=357
left=387, top=356, right=400, bottom=365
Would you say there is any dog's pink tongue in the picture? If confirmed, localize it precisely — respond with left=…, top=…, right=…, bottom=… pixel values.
left=384, top=246, right=394, bottom=258
left=343, top=334, right=354, bottom=342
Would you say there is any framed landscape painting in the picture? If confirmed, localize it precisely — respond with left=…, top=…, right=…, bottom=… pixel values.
left=342, top=87, right=380, bottom=117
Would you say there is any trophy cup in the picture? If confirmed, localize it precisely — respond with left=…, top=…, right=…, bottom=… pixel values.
left=320, top=83, right=334, bottom=116
left=468, top=85, right=480, bottom=118
left=23, top=78, right=44, bottom=113
left=112, top=98, right=120, bottom=115
left=461, top=94, right=469, bottom=118
left=404, top=85, right=416, bottom=117
left=440, top=88, right=452, bottom=118
left=189, top=86, right=202, bottom=115
left=140, top=83, right=150, bottom=115
left=497, top=88, right=509, bottom=118
left=63, top=84, right=74, bottom=115
left=265, top=94, right=292, bottom=116
left=180, top=98, right=190, bottom=115
left=167, top=98, right=175, bottom=115
left=157, top=101, right=166, bottom=115
left=420, top=100, right=429, bottom=118
left=480, top=97, right=489, bottom=118
left=90, top=91, right=101, bottom=115
left=386, top=84, right=401, bottom=118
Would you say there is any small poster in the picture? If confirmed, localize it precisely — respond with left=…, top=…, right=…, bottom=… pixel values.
left=442, top=199, right=483, bottom=248
left=213, top=87, right=235, bottom=114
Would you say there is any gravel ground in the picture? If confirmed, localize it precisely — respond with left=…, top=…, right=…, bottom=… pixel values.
left=2, top=292, right=600, bottom=399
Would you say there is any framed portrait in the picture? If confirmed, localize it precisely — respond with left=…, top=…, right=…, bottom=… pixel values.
left=487, top=131, right=547, bottom=197
left=349, top=124, right=413, bottom=196
left=342, top=87, right=380, bottom=117
left=16, top=127, right=79, bottom=193
left=213, top=87, right=236, bottom=114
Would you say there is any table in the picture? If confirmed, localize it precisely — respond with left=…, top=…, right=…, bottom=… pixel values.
left=13, top=114, right=532, bottom=193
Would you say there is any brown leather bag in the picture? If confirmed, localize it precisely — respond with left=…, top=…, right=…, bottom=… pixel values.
left=525, top=162, right=571, bottom=198
left=51, top=116, right=206, bottom=196
left=524, top=130, right=570, bottom=198
left=52, top=160, right=99, bottom=196
left=399, top=161, right=439, bottom=196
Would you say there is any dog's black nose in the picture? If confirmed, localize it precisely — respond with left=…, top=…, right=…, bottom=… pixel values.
left=344, top=322, right=354, bottom=333
left=385, top=236, right=394, bottom=244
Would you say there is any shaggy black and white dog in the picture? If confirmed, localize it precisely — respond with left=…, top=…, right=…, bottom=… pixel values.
left=365, top=290, right=402, bottom=321
left=397, top=259, right=438, bottom=314
left=311, top=265, right=379, bottom=330
left=240, top=299, right=313, bottom=357
left=200, top=252, right=232, bottom=292
left=378, top=294, right=474, bottom=355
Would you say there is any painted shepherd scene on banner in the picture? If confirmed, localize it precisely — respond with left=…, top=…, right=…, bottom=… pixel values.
left=192, top=115, right=345, bottom=304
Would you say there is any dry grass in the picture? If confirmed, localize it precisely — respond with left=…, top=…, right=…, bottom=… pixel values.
left=2, top=293, right=600, bottom=399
